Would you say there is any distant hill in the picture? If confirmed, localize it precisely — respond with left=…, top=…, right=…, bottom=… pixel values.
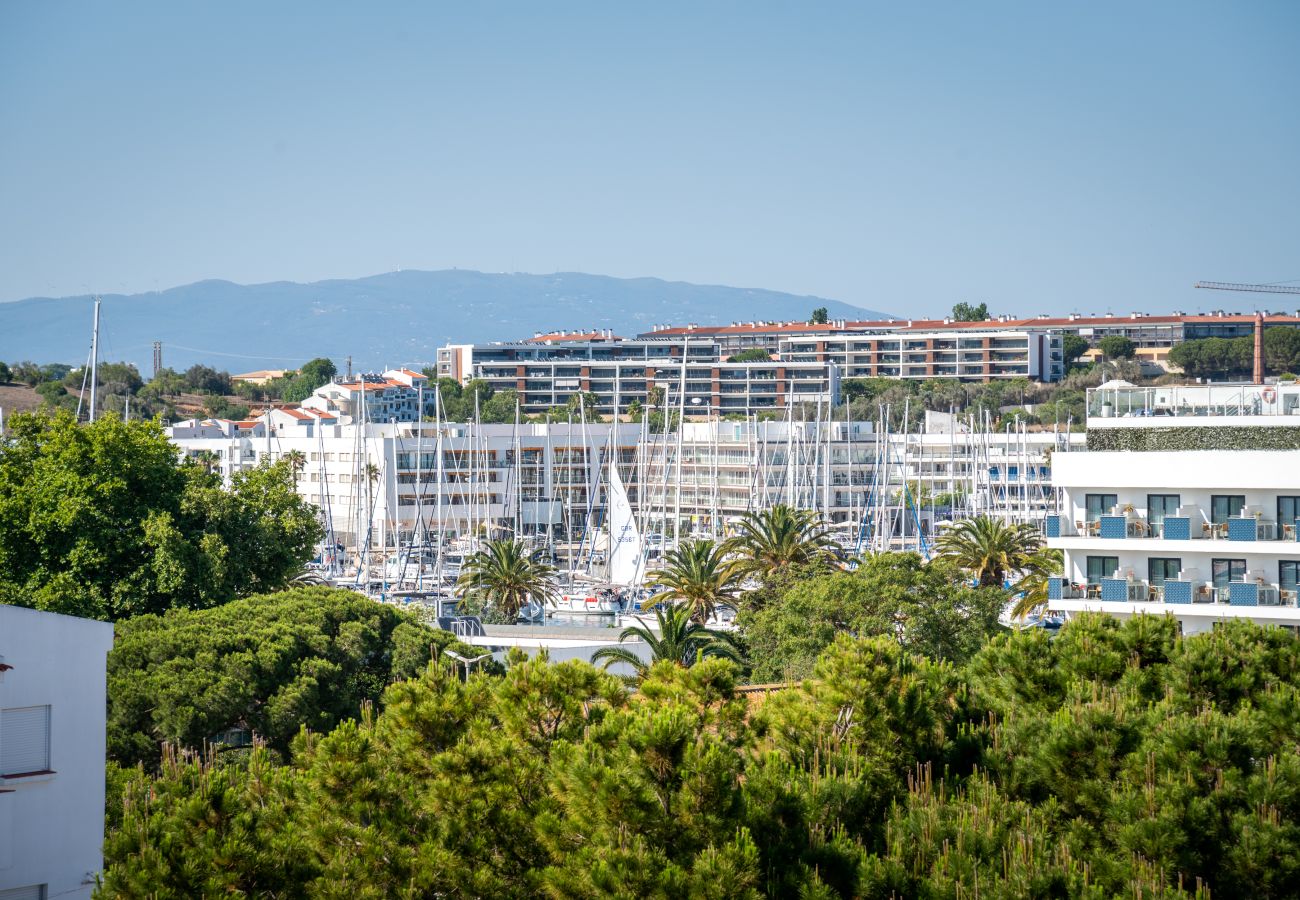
left=0, top=270, right=890, bottom=374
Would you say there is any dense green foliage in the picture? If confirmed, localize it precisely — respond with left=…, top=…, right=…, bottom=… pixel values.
left=935, top=515, right=1042, bottom=587
left=1062, top=332, right=1090, bottom=365
left=1088, top=424, right=1300, bottom=452
left=725, top=503, right=837, bottom=581
left=648, top=538, right=744, bottom=623
left=1098, top=334, right=1137, bottom=359
left=456, top=538, right=558, bottom=620
left=809, top=306, right=829, bottom=324
left=950, top=300, right=989, bottom=322
left=1162, top=329, right=1300, bottom=379
left=101, top=613, right=1300, bottom=898
left=738, top=552, right=1006, bottom=681
left=107, top=587, right=473, bottom=768
left=0, top=411, right=321, bottom=619
left=591, top=604, right=745, bottom=683
left=728, top=348, right=772, bottom=362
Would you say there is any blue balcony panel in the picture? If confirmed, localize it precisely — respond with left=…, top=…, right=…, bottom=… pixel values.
left=1163, top=580, right=1192, bottom=604
left=1099, top=516, right=1128, bottom=540
left=1044, top=516, right=1062, bottom=538
left=1100, top=578, right=1130, bottom=602
left=1228, top=518, right=1258, bottom=542
left=1163, top=517, right=1191, bottom=541
left=1228, top=582, right=1259, bottom=607
left=1048, top=577, right=1063, bottom=601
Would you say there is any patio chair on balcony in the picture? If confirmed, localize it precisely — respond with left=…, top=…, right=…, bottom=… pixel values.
left=1201, top=522, right=1212, bottom=539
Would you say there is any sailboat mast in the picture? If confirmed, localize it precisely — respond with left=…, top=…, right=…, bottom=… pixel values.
left=88, top=296, right=101, bottom=423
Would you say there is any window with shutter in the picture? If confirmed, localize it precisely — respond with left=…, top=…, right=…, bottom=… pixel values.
left=0, top=706, right=51, bottom=776
left=0, top=885, right=47, bottom=900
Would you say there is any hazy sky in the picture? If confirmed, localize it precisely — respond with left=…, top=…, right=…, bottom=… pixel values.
left=2, top=2, right=1297, bottom=316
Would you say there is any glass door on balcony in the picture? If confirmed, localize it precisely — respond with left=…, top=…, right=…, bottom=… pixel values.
left=1212, top=558, right=1246, bottom=587
left=1085, top=493, right=1118, bottom=523
left=1148, top=558, right=1181, bottom=585
left=1086, top=555, right=1119, bottom=584
left=1281, top=561, right=1300, bottom=595
left=1147, top=494, right=1180, bottom=533
left=1211, top=495, right=1246, bottom=524
left=1279, top=496, right=1300, bottom=526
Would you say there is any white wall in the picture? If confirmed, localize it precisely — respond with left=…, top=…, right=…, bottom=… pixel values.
left=0, top=606, right=114, bottom=900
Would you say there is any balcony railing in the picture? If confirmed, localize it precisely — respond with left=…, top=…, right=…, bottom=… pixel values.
left=1046, top=513, right=1300, bottom=542
left=1049, top=575, right=1298, bottom=608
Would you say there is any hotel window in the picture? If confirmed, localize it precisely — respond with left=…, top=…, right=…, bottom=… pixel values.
left=1210, top=495, right=1246, bottom=524
left=1212, top=558, right=1246, bottom=588
left=1148, top=558, right=1181, bottom=585
left=1085, top=494, right=1117, bottom=523
left=1146, top=494, right=1180, bottom=527
left=1279, top=496, right=1300, bottom=526
left=1085, top=556, right=1118, bottom=584
left=0, top=705, right=52, bottom=776
left=1281, top=561, right=1300, bottom=595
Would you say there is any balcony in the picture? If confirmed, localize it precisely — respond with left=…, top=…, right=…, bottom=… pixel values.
left=1052, top=574, right=1298, bottom=608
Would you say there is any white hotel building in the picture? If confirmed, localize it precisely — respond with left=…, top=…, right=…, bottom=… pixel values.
left=1047, top=381, right=1300, bottom=633
left=0, top=606, right=115, bottom=900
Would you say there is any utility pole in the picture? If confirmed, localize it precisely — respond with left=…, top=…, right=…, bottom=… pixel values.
left=152, top=342, right=162, bottom=378
left=346, top=355, right=353, bottom=380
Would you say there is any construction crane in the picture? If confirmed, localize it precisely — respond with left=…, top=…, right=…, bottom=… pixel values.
left=1194, top=281, right=1300, bottom=295
left=1194, top=281, right=1300, bottom=384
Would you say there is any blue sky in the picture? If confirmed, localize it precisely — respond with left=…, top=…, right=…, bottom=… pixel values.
left=1, top=1, right=1297, bottom=316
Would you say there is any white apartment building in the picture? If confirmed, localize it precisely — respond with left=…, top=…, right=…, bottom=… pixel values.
left=638, top=418, right=1079, bottom=544
left=0, top=606, right=115, bottom=900
left=1047, top=381, right=1300, bottom=633
left=171, top=420, right=644, bottom=551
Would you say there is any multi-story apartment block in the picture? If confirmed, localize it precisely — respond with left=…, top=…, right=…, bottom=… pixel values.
left=303, top=368, right=433, bottom=423
left=437, top=320, right=1074, bottom=419
left=170, top=420, right=644, bottom=550
left=438, top=333, right=839, bottom=418
left=1046, top=381, right=1300, bottom=634
left=0, top=605, right=115, bottom=900
left=640, top=311, right=1300, bottom=355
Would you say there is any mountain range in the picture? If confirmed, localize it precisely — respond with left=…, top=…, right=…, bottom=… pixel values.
left=0, top=270, right=890, bottom=374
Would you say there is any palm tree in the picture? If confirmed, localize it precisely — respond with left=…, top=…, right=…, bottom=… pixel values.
left=1009, top=547, right=1064, bottom=620
left=456, top=539, right=557, bottom=620
left=724, top=504, right=836, bottom=578
left=284, top=449, right=307, bottom=480
left=936, top=516, right=1043, bottom=588
left=647, top=539, right=743, bottom=624
left=591, top=604, right=745, bottom=684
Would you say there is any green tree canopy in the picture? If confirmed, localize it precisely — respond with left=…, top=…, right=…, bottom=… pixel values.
left=809, top=306, right=829, bottom=324
left=951, top=301, right=990, bottom=322
left=1098, top=334, right=1137, bottom=359
left=107, top=586, right=475, bottom=768
left=1169, top=335, right=1254, bottom=379
left=728, top=348, right=772, bottom=362
left=0, top=411, right=321, bottom=620
left=1061, top=332, right=1090, bottom=365
left=101, top=613, right=1300, bottom=898
left=1264, top=325, right=1300, bottom=374
left=738, top=552, right=1007, bottom=680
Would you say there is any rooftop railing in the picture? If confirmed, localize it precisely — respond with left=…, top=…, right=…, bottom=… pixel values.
left=1088, top=383, right=1300, bottom=420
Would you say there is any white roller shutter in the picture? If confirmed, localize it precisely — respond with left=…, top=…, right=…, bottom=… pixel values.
left=0, top=885, right=47, bottom=900
left=0, top=706, right=51, bottom=776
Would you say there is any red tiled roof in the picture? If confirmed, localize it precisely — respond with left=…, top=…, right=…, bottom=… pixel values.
left=640, top=313, right=1300, bottom=338
left=526, top=331, right=622, bottom=343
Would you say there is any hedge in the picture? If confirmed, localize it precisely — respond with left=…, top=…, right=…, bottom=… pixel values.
left=1087, top=425, right=1300, bottom=452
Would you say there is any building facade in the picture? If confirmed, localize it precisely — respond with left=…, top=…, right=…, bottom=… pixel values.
left=0, top=606, right=115, bottom=900
left=1046, top=382, right=1300, bottom=634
